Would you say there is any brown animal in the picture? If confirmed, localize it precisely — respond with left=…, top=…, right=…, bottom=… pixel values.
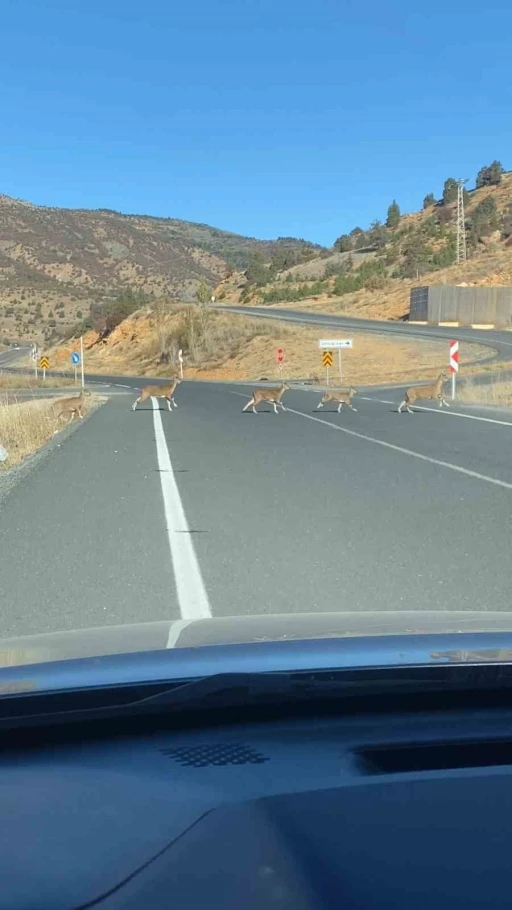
left=132, top=378, right=181, bottom=412
left=316, top=387, right=357, bottom=413
left=51, top=389, right=91, bottom=423
left=242, top=383, right=290, bottom=414
left=398, top=373, right=449, bottom=414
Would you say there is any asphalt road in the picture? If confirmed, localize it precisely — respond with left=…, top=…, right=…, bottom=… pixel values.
left=0, top=346, right=32, bottom=368
left=221, top=305, right=512, bottom=364
left=2, top=376, right=512, bottom=638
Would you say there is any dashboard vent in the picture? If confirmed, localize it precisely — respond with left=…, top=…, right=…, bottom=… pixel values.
left=357, top=739, right=512, bottom=774
left=160, top=743, right=269, bottom=767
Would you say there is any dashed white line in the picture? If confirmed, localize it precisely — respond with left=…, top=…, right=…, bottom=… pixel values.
left=284, top=406, right=512, bottom=491
left=152, top=397, right=212, bottom=622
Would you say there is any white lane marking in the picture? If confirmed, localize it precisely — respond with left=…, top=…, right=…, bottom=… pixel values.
left=284, top=406, right=512, bottom=491
left=167, top=618, right=197, bottom=648
left=364, top=397, right=512, bottom=427
left=152, top=397, right=212, bottom=621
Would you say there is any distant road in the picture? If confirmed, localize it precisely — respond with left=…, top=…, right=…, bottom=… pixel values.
left=0, top=346, right=32, bottom=368
left=219, top=305, right=512, bottom=366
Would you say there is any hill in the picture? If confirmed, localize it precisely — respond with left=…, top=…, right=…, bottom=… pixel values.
left=216, top=160, right=512, bottom=320
left=0, top=193, right=323, bottom=345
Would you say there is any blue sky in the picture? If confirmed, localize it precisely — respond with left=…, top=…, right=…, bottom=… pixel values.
left=0, top=0, right=510, bottom=245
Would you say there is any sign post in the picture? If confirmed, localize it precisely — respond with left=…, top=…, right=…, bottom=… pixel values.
left=322, top=350, right=333, bottom=385
left=449, top=339, right=459, bottom=400
left=276, top=347, right=284, bottom=377
left=178, top=348, right=184, bottom=380
left=39, top=355, right=49, bottom=380
left=71, top=351, right=80, bottom=384
left=80, top=336, right=85, bottom=389
left=319, top=339, right=352, bottom=385
left=31, top=345, right=38, bottom=379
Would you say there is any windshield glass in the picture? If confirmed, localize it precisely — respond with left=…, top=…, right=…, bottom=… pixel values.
left=1, top=0, right=512, bottom=680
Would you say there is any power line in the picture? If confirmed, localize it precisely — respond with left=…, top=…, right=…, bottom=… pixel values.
left=456, top=179, right=468, bottom=264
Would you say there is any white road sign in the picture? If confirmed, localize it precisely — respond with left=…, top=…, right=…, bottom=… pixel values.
left=178, top=349, right=184, bottom=364
left=318, top=339, right=353, bottom=349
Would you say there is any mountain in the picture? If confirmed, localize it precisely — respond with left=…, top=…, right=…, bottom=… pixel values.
left=0, top=193, right=324, bottom=344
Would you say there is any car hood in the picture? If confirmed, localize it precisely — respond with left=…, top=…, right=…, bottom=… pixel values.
left=2, top=611, right=512, bottom=669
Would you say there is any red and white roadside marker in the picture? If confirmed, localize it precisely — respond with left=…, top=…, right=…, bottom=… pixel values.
left=276, top=348, right=284, bottom=375
left=449, top=340, right=459, bottom=399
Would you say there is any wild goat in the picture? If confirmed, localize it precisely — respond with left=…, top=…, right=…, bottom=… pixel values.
left=316, top=387, right=357, bottom=413
left=51, top=389, right=91, bottom=422
left=398, top=373, right=449, bottom=414
left=132, top=378, right=181, bottom=412
left=242, top=383, right=290, bottom=414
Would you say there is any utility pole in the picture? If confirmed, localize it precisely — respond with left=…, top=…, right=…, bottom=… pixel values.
left=456, top=179, right=468, bottom=264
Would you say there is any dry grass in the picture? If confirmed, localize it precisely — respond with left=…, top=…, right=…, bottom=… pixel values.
left=0, top=393, right=104, bottom=471
left=0, top=373, right=74, bottom=390
left=47, top=308, right=495, bottom=386
left=457, top=378, right=512, bottom=407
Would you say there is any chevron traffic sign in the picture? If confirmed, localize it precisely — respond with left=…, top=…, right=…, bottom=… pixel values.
left=449, top=340, right=459, bottom=373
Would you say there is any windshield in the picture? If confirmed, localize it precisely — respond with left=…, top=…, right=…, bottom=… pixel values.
left=1, top=0, right=512, bottom=682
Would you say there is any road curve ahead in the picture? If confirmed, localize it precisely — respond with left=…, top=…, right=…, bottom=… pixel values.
left=1, top=378, right=512, bottom=639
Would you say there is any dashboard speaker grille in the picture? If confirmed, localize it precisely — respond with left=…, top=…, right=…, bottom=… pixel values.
left=160, top=743, right=269, bottom=767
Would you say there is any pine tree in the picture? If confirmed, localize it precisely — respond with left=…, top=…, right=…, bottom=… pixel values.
left=386, top=200, right=400, bottom=229
left=245, top=251, right=267, bottom=286
left=442, top=178, right=458, bottom=205
left=476, top=161, right=504, bottom=188
left=423, top=193, right=436, bottom=209
left=333, top=234, right=352, bottom=252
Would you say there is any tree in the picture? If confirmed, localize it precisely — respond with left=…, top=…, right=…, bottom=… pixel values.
left=386, top=200, right=400, bottom=229
left=354, top=232, right=369, bottom=250
left=442, top=178, right=458, bottom=205
left=423, top=193, right=436, bottom=209
left=476, top=160, right=504, bottom=188
left=333, top=233, right=352, bottom=252
left=195, top=282, right=211, bottom=305
left=152, top=297, right=174, bottom=363
left=501, top=205, right=512, bottom=239
left=467, top=195, right=498, bottom=245
left=399, top=236, right=432, bottom=278
left=489, top=160, right=504, bottom=185
left=368, top=220, right=388, bottom=249
left=245, top=251, right=267, bottom=286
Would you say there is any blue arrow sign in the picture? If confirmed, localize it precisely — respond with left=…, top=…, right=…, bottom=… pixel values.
left=71, top=352, right=80, bottom=365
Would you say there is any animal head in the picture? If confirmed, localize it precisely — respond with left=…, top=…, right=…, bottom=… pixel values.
left=348, top=386, right=357, bottom=395
left=439, top=372, right=449, bottom=382
left=280, top=383, right=290, bottom=391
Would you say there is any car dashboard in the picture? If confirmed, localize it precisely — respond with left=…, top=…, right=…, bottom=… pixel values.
left=2, top=688, right=512, bottom=908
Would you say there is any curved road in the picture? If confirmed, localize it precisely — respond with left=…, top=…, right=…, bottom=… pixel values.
left=220, top=305, right=512, bottom=368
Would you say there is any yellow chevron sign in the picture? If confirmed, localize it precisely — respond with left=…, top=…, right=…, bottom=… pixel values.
left=39, top=356, right=50, bottom=369
left=322, top=351, right=333, bottom=368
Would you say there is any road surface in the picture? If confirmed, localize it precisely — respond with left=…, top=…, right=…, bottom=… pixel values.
left=1, top=376, right=512, bottom=639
